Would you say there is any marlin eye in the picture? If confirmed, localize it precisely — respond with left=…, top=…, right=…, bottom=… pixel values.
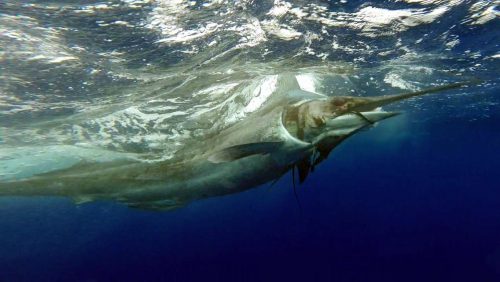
left=313, top=116, right=326, bottom=127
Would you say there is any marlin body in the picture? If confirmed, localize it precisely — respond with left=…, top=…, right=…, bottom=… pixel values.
left=0, top=75, right=470, bottom=210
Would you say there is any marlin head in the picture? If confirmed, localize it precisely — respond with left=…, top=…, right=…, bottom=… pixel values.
left=283, top=81, right=472, bottom=144
left=281, top=81, right=473, bottom=179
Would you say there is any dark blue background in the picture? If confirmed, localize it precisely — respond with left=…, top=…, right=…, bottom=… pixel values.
left=1, top=91, right=499, bottom=282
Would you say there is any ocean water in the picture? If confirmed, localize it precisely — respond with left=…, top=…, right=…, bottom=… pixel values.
left=0, top=0, right=499, bottom=281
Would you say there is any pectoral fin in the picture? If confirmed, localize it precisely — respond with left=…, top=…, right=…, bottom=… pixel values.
left=296, top=157, right=311, bottom=183
left=208, top=142, right=284, bottom=163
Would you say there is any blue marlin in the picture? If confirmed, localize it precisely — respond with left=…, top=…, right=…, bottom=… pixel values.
left=0, top=75, right=471, bottom=210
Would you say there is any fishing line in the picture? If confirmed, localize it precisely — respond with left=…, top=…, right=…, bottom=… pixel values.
left=292, top=166, right=303, bottom=214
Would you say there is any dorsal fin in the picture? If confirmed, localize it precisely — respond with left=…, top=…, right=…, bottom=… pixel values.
left=275, top=74, right=326, bottom=103
left=275, top=74, right=302, bottom=94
